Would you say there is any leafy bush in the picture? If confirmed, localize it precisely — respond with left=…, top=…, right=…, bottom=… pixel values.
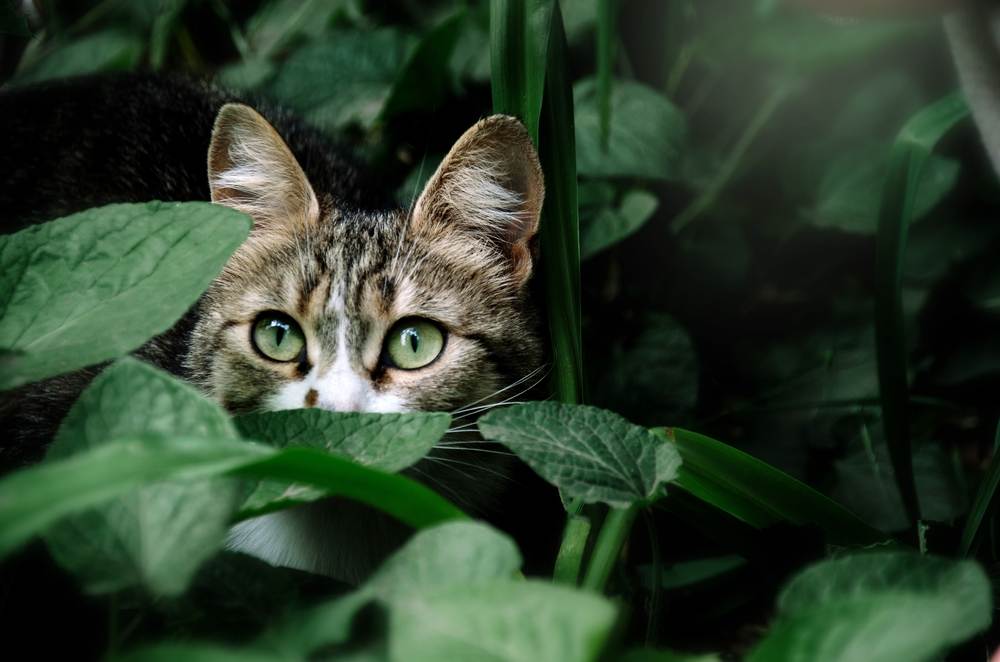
left=2, top=0, right=999, bottom=659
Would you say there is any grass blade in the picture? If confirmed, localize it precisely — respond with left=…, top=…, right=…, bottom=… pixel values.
left=959, top=419, right=1000, bottom=557
left=875, top=92, right=969, bottom=527
left=596, top=0, right=615, bottom=150
left=658, top=428, right=886, bottom=546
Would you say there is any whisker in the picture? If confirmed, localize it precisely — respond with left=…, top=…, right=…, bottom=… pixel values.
left=426, top=455, right=516, bottom=483
left=452, top=364, right=549, bottom=415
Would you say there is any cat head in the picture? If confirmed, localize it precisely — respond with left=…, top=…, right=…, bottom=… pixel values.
left=187, top=104, right=546, bottom=423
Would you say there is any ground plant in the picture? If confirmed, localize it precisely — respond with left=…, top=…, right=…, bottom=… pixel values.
left=1, top=1, right=999, bottom=660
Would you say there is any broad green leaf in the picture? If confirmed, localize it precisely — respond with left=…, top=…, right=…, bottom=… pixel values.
left=748, top=552, right=992, bottom=662
left=382, top=11, right=465, bottom=119
left=215, top=59, right=277, bottom=91
left=0, top=201, right=250, bottom=390
left=574, top=78, right=686, bottom=180
left=44, top=359, right=243, bottom=596
left=874, top=92, right=970, bottom=526
left=802, top=147, right=958, bottom=234
left=264, top=521, right=521, bottom=655
left=660, top=428, right=885, bottom=546
left=267, top=29, right=413, bottom=131
left=580, top=186, right=658, bottom=259
left=245, top=0, right=350, bottom=57
left=235, top=409, right=449, bottom=472
left=13, top=30, right=142, bottom=85
left=389, top=581, right=617, bottom=662
left=0, top=443, right=464, bottom=565
left=234, top=409, right=448, bottom=515
left=0, top=436, right=272, bottom=562
left=479, top=402, right=681, bottom=507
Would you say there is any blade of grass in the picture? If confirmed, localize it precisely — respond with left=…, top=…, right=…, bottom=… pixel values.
left=0, top=438, right=465, bottom=561
left=489, top=0, right=553, bottom=142
left=596, top=0, right=615, bottom=150
left=959, top=419, right=1000, bottom=557
left=657, top=428, right=886, bottom=546
left=875, top=92, right=969, bottom=528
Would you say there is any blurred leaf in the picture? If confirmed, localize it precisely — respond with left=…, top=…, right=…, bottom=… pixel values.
left=0, top=202, right=250, bottom=390
left=619, top=649, right=721, bottom=662
left=245, top=0, right=352, bottom=57
left=13, top=29, right=143, bottom=85
left=959, top=421, right=1000, bottom=557
left=660, top=428, right=886, bottom=546
left=802, top=146, right=958, bottom=234
left=215, top=58, right=278, bottom=91
left=640, top=555, right=746, bottom=591
left=112, top=643, right=279, bottom=662
left=580, top=186, right=658, bottom=259
left=574, top=78, right=686, bottom=180
left=479, top=402, right=682, bottom=508
left=0, top=0, right=29, bottom=36
left=44, top=359, right=242, bottom=596
left=235, top=409, right=448, bottom=472
left=268, top=29, right=414, bottom=131
left=382, top=10, right=465, bottom=118
left=593, top=313, right=698, bottom=427
left=388, top=581, right=617, bottom=662
left=748, top=552, right=992, bottom=662
left=875, top=92, right=969, bottom=525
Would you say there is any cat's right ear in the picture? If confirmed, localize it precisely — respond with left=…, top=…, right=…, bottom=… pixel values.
left=208, top=103, right=320, bottom=234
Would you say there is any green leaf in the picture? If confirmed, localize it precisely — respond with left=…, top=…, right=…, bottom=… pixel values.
left=13, top=30, right=143, bottom=85
left=660, top=428, right=886, bottom=546
left=574, top=78, right=686, bottom=180
left=803, top=147, right=959, bottom=234
left=580, top=186, right=658, bottom=259
left=0, top=441, right=463, bottom=565
left=267, top=29, right=413, bottom=131
left=748, top=552, right=992, bottom=662
left=215, top=58, right=277, bottom=91
left=479, top=402, right=681, bottom=507
left=234, top=409, right=449, bottom=472
left=264, top=520, right=522, bottom=655
left=0, top=201, right=251, bottom=390
left=43, top=359, right=243, bottom=596
left=234, top=409, right=448, bottom=515
left=874, top=92, right=970, bottom=526
left=245, top=0, right=349, bottom=58
left=619, top=649, right=721, bottom=662
left=388, top=581, right=617, bottom=662
left=960, top=420, right=1000, bottom=557
left=0, top=436, right=272, bottom=562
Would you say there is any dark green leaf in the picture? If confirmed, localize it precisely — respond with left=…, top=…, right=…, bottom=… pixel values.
left=44, top=359, right=243, bottom=596
left=580, top=187, right=658, bottom=259
left=479, top=402, right=681, bottom=507
left=382, top=11, right=465, bottom=118
left=13, top=30, right=143, bottom=85
left=574, top=78, right=686, bottom=180
left=0, top=201, right=250, bottom=390
left=748, top=552, right=992, bottom=662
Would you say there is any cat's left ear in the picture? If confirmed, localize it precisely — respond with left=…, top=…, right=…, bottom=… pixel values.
left=413, top=114, right=544, bottom=286
left=208, top=103, right=320, bottom=233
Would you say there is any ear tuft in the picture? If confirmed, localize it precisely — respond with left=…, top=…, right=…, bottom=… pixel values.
left=413, top=114, right=544, bottom=285
left=208, top=103, right=320, bottom=233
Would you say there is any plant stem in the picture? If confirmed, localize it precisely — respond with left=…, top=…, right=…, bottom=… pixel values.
left=553, top=512, right=591, bottom=584
left=596, top=0, right=615, bottom=150
left=582, top=504, right=639, bottom=592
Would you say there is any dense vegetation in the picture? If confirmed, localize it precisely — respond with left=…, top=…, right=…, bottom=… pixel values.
left=2, top=1, right=999, bottom=659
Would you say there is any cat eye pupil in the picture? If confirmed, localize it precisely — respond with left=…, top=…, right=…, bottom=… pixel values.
left=403, top=328, right=419, bottom=352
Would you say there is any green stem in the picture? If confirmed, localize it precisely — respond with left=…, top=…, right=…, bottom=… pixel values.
left=582, top=504, right=639, bottom=592
left=553, top=512, right=591, bottom=584
left=596, top=0, right=615, bottom=150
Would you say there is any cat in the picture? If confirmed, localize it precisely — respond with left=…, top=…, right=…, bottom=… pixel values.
left=0, top=73, right=558, bottom=582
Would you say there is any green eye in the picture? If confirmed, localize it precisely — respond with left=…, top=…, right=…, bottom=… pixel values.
left=252, top=313, right=305, bottom=362
left=385, top=318, right=445, bottom=370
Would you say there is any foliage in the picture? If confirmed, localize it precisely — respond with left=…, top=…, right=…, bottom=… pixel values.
left=2, top=0, right=1000, bottom=659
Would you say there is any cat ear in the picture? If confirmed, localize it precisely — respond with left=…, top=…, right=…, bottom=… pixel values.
left=208, top=103, right=320, bottom=233
left=413, top=114, right=544, bottom=285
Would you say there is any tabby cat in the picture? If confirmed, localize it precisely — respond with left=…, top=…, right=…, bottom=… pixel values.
left=0, top=74, right=555, bottom=581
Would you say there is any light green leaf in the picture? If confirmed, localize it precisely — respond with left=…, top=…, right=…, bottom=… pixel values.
left=234, top=408, right=449, bottom=515
left=479, top=402, right=682, bottom=507
left=580, top=186, right=658, bottom=259
left=267, top=29, right=413, bottom=131
left=44, top=359, right=243, bottom=596
left=234, top=409, right=448, bottom=472
left=13, top=30, right=143, bottom=85
left=389, top=581, right=617, bottom=662
left=749, top=552, right=992, bottom=662
left=574, top=78, right=686, bottom=180
left=803, top=147, right=959, bottom=234
left=0, top=201, right=251, bottom=390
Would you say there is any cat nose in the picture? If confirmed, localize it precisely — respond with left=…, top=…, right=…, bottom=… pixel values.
left=314, top=370, right=371, bottom=412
